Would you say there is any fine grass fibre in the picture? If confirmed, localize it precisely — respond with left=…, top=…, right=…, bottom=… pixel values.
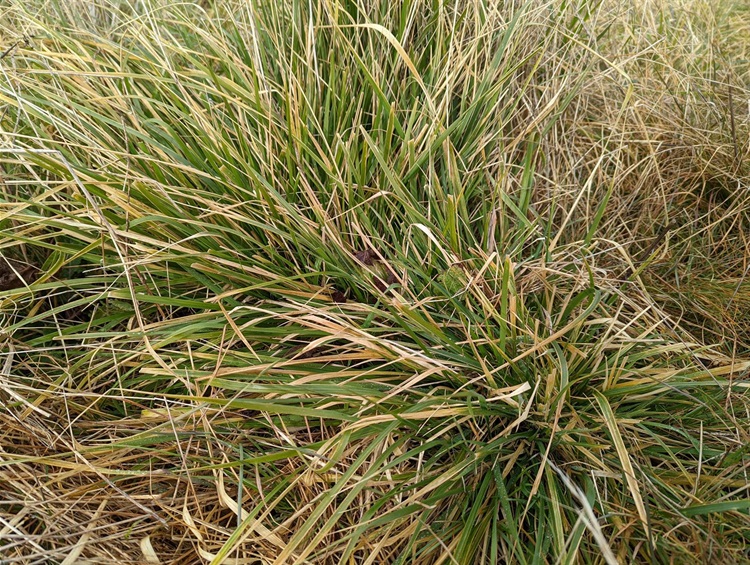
left=1, top=0, right=749, bottom=563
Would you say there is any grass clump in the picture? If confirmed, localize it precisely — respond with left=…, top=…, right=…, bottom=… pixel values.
left=0, top=0, right=749, bottom=563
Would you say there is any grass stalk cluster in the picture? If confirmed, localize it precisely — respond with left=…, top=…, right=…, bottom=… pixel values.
left=0, top=0, right=749, bottom=562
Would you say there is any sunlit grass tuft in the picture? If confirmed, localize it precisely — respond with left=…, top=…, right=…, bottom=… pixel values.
left=1, top=0, right=749, bottom=563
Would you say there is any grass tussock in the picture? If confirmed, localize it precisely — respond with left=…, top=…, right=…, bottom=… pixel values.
left=0, top=0, right=749, bottom=563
